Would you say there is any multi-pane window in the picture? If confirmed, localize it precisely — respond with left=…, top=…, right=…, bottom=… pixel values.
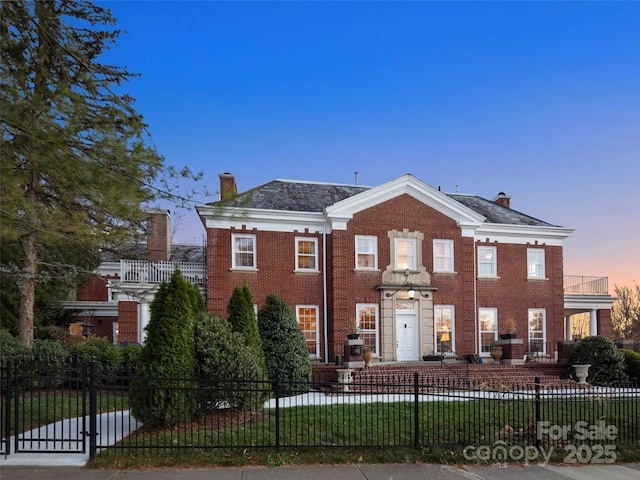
left=297, top=306, right=319, bottom=357
left=232, top=234, right=256, bottom=269
left=108, top=280, right=120, bottom=303
left=435, top=305, right=455, bottom=354
left=527, top=248, right=545, bottom=278
left=433, top=240, right=454, bottom=272
left=478, top=246, right=497, bottom=277
left=528, top=308, right=546, bottom=354
left=296, top=237, right=318, bottom=271
left=395, top=238, right=416, bottom=270
left=355, top=236, right=378, bottom=269
left=478, top=307, right=497, bottom=355
left=356, top=304, right=378, bottom=354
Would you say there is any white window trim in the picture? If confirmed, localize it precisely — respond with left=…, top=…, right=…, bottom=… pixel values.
left=356, top=303, right=379, bottom=355
left=477, top=246, right=497, bottom=278
left=395, top=237, right=417, bottom=271
left=528, top=308, right=547, bottom=355
left=434, top=305, right=455, bottom=355
left=355, top=235, right=378, bottom=270
left=478, top=307, right=498, bottom=356
left=232, top=233, right=257, bottom=270
left=295, top=237, right=319, bottom=272
left=433, top=239, right=454, bottom=273
left=527, top=248, right=546, bottom=279
left=297, top=305, right=320, bottom=358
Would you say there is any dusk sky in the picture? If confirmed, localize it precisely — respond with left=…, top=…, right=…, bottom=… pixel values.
left=100, top=1, right=639, bottom=290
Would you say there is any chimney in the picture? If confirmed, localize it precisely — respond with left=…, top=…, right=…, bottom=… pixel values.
left=146, top=209, right=171, bottom=261
left=219, top=172, right=237, bottom=201
left=493, top=192, right=511, bottom=209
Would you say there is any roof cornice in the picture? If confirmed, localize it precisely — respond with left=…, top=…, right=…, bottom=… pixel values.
left=475, top=223, right=574, bottom=245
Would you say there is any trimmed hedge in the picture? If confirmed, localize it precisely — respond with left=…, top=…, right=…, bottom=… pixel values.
left=621, top=349, right=640, bottom=383
left=567, top=336, right=629, bottom=386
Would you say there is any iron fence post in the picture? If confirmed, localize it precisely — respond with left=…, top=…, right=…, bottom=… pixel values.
left=534, top=376, right=541, bottom=450
left=89, top=360, right=97, bottom=459
left=3, top=361, right=11, bottom=456
left=414, top=372, right=419, bottom=449
left=273, top=368, right=280, bottom=451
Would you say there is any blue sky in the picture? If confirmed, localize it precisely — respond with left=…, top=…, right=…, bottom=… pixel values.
left=100, top=1, right=639, bottom=289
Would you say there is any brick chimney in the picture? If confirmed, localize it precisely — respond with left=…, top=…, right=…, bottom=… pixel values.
left=493, top=192, right=511, bottom=209
left=219, top=172, right=237, bottom=201
left=146, top=209, right=171, bottom=261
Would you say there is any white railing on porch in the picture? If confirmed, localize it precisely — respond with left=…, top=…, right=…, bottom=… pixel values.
left=564, top=275, right=608, bottom=295
left=121, top=260, right=206, bottom=285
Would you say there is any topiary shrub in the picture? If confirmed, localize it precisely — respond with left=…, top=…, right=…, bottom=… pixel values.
left=258, top=294, right=311, bottom=396
left=566, top=336, right=629, bottom=386
left=194, top=313, right=269, bottom=410
left=129, top=268, right=200, bottom=427
left=620, top=349, right=640, bottom=383
left=227, top=281, right=267, bottom=377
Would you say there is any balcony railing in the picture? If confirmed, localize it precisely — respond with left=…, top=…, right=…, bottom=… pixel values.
left=121, top=260, right=206, bottom=285
left=564, top=275, right=608, bottom=295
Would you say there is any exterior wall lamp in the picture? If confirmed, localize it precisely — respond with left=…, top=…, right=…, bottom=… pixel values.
left=385, top=283, right=429, bottom=299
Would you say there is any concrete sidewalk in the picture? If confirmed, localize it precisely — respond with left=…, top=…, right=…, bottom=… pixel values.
left=1, top=463, right=640, bottom=480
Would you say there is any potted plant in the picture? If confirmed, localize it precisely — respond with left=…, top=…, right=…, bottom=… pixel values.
left=500, top=318, right=517, bottom=339
left=347, top=318, right=359, bottom=339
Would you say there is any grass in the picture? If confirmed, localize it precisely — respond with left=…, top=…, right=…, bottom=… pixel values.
left=87, top=397, right=640, bottom=468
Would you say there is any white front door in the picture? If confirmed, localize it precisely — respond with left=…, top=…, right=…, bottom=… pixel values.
left=396, top=311, right=419, bottom=361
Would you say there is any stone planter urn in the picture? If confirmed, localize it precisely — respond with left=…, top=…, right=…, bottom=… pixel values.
left=363, top=349, right=374, bottom=368
left=573, top=364, right=591, bottom=385
left=490, top=346, right=503, bottom=363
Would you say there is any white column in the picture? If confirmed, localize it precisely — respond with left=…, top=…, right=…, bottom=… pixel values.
left=589, top=309, right=598, bottom=336
left=138, top=302, right=150, bottom=344
left=565, top=315, right=573, bottom=340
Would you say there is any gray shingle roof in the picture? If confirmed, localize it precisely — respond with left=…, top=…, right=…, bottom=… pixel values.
left=100, top=243, right=205, bottom=263
left=212, top=179, right=556, bottom=227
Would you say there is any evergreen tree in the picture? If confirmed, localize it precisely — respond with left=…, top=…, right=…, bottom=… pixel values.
left=227, top=281, right=266, bottom=375
left=258, top=294, right=311, bottom=395
left=0, top=1, right=199, bottom=346
left=131, top=268, right=201, bottom=426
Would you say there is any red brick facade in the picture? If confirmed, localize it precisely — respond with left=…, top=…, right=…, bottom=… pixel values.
left=202, top=180, right=575, bottom=363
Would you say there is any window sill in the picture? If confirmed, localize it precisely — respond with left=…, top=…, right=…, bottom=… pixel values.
left=230, top=267, right=258, bottom=273
left=433, top=271, right=457, bottom=276
left=354, top=268, right=381, bottom=273
left=527, top=277, right=548, bottom=282
left=478, top=276, right=500, bottom=281
left=294, top=269, right=321, bottom=275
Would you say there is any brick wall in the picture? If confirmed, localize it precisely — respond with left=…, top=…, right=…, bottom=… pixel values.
left=118, top=301, right=139, bottom=343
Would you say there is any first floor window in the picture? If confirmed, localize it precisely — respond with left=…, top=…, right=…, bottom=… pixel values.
left=296, top=237, right=318, bottom=271
left=232, top=234, right=256, bottom=269
left=478, top=307, right=497, bottom=355
left=527, top=248, right=545, bottom=278
left=355, top=236, right=378, bottom=269
left=528, top=308, right=546, bottom=354
left=434, top=239, right=454, bottom=272
left=435, top=305, right=455, bottom=354
left=297, top=305, right=319, bottom=357
left=356, top=304, right=378, bottom=354
left=478, top=246, right=497, bottom=277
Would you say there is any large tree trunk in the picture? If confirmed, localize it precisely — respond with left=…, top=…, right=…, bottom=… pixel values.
left=18, top=231, right=38, bottom=347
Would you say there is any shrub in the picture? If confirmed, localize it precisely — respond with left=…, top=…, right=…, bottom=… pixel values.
left=567, top=336, right=629, bottom=386
left=620, top=349, right=640, bottom=383
left=258, top=294, right=311, bottom=396
left=69, top=336, right=123, bottom=381
left=227, top=281, right=267, bottom=376
left=25, top=339, right=69, bottom=390
left=194, top=313, right=268, bottom=410
left=35, top=325, right=82, bottom=350
left=130, top=268, right=199, bottom=427
left=0, top=328, right=28, bottom=362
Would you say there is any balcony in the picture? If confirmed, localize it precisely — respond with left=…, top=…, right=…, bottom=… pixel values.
left=564, top=275, right=609, bottom=295
left=121, top=260, right=206, bottom=285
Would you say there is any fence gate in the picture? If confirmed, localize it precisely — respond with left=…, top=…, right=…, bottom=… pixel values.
left=5, top=360, right=88, bottom=455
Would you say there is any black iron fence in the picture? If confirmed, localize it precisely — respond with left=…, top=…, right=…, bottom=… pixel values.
left=2, top=359, right=639, bottom=460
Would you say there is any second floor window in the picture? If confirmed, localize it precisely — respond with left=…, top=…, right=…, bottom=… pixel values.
left=355, top=236, right=377, bottom=269
left=433, top=239, right=454, bottom=272
left=478, top=246, right=497, bottom=277
left=232, top=234, right=256, bottom=269
left=527, top=248, right=545, bottom=278
left=296, top=237, right=318, bottom=271
left=395, top=238, right=416, bottom=270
